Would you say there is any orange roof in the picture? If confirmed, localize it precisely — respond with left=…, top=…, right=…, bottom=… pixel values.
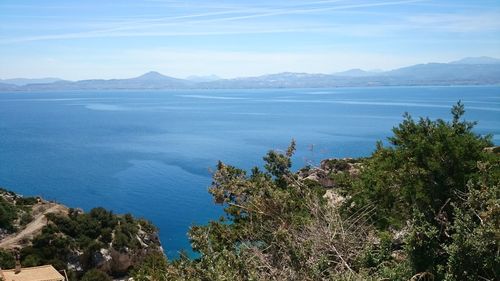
left=1, top=265, right=64, bottom=281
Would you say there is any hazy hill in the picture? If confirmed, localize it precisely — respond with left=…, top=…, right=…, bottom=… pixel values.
left=333, top=68, right=378, bottom=77
left=2, top=57, right=500, bottom=91
left=0, top=83, right=19, bottom=91
left=384, top=63, right=500, bottom=83
left=21, top=71, right=193, bottom=90
left=186, top=74, right=222, bottom=82
left=450, top=56, right=500, bottom=65
left=0, top=77, right=63, bottom=86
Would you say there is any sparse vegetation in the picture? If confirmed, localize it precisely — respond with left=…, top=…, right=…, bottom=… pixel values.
left=0, top=193, right=161, bottom=280
left=15, top=207, right=160, bottom=279
left=0, top=190, right=36, bottom=231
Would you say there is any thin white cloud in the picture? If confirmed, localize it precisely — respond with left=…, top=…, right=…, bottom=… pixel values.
left=0, top=24, right=402, bottom=45
left=406, top=12, right=500, bottom=32
left=0, top=0, right=425, bottom=44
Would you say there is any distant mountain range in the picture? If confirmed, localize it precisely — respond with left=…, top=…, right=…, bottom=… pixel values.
left=186, top=74, right=222, bottom=82
left=1, top=57, right=500, bottom=91
left=0, top=77, right=63, bottom=86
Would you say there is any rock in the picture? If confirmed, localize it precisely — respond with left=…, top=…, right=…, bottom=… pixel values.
left=67, top=251, right=83, bottom=272
left=91, top=246, right=164, bottom=276
left=391, top=250, right=406, bottom=262
left=109, top=249, right=134, bottom=275
left=305, top=169, right=336, bottom=188
left=298, top=158, right=363, bottom=188
left=484, top=146, right=500, bottom=154
left=323, top=190, right=345, bottom=209
left=320, top=158, right=362, bottom=178
left=391, top=222, right=411, bottom=247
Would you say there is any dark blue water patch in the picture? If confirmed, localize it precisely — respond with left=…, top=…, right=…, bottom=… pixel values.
left=0, top=86, right=499, bottom=257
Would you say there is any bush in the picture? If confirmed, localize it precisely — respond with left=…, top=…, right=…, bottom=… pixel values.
left=0, top=249, right=15, bottom=269
left=22, top=254, right=41, bottom=267
left=131, top=252, right=169, bottom=281
left=80, top=269, right=112, bottom=281
left=0, top=197, right=18, bottom=230
left=16, top=197, right=38, bottom=206
left=443, top=161, right=500, bottom=281
left=20, top=212, right=34, bottom=226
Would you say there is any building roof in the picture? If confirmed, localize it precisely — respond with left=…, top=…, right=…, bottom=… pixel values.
left=1, top=265, right=64, bottom=281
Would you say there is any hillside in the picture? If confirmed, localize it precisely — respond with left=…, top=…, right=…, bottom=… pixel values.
left=0, top=200, right=68, bottom=250
left=0, top=189, right=163, bottom=280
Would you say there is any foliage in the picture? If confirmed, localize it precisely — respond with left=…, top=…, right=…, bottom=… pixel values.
left=0, top=197, right=19, bottom=231
left=0, top=249, right=15, bottom=269
left=134, top=140, right=372, bottom=280
left=15, top=197, right=38, bottom=206
left=80, top=269, right=112, bottom=281
left=351, top=102, right=491, bottom=227
left=348, top=102, right=497, bottom=279
left=16, top=206, right=160, bottom=279
left=131, top=252, right=170, bottom=281
left=443, top=159, right=500, bottom=281
left=0, top=191, right=36, bottom=231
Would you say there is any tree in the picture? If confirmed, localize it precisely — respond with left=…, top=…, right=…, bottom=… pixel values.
left=131, top=252, right=169, bottom=281
left=350, top=102, right=495, bottom=278
left=0, top=250, right=15, bottom=269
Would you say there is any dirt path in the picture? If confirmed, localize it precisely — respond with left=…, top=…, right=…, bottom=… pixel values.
left=0, top=203, right=68, bottom=249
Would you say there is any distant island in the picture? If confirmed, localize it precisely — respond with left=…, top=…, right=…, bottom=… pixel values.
left=1, top=56, right=500, bottom=91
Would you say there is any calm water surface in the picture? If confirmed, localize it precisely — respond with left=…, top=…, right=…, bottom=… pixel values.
left=0, top=86, right=499, bottom=257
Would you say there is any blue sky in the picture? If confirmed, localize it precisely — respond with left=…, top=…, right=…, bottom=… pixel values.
left=1, top=0, right=500, bottom=80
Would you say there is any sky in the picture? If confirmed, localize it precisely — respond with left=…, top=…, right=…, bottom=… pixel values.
left=1, top=0, right=500, bottom=80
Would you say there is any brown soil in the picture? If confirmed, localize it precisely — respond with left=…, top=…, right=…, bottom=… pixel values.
left=0, top=202, right=68, bottom=249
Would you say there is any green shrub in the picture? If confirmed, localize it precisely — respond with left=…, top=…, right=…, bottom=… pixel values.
left=0, top=197, right=18, bottom=230
left=22, top=254, right=41, bottom=267
left=16, top=197, right=38, bottom=206
left=80, top=269, right=112, bottom=281
left=20, top=212, right=33, bottom=226
left=0, top=249, right=15, bottom=269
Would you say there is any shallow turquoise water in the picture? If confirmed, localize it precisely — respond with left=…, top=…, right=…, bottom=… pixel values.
left=0, top=86, right=499, bottom=257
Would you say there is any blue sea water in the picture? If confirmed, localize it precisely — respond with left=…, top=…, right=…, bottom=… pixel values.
left=0, top=86, right=499, bottom=257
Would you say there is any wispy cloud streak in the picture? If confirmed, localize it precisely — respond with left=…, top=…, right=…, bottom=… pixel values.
left=0, top=0, right=425, bottom=44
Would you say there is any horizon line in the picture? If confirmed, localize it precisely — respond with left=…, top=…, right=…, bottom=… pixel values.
left=1, top=55, right=499, bottom=81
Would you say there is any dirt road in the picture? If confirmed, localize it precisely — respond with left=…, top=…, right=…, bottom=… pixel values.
left=0, top=203, right=68, bottom=249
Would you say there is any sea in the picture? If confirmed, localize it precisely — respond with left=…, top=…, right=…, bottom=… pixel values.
left=0, top=86, right=499, bottom=257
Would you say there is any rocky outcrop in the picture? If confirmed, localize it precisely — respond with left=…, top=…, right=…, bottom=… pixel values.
left=92, top=230, right=162, bottom=275
left=484, top=146, right=500, bottom=154
left=0, top=189, right=164, bottom=278
left=298, top=158, right=362, bottom=188
left=322, top=189, right=346, bottom=209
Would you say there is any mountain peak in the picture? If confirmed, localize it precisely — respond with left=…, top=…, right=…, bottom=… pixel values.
left=334, top=68, right=374, bottom=77
left=450, top=56, right=500, bottom=65
left=136, top=71, right=168, bottom=80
